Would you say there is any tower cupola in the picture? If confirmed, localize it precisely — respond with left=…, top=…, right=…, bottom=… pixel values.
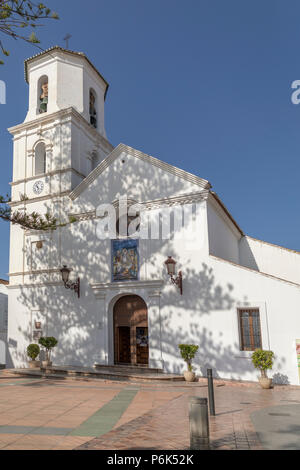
left=24, top=46, right=109, bottom=138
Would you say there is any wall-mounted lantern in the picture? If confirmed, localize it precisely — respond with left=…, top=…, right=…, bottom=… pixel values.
left=164, top=256, right=183, bottom=295
left=60, top=265, right=80, bottom=298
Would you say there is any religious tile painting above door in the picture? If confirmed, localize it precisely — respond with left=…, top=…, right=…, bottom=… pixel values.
left=112, top=239, right=139, bottom=282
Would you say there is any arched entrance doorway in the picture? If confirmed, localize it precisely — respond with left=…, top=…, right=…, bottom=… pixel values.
left=113, top=295, right=148, bottom=365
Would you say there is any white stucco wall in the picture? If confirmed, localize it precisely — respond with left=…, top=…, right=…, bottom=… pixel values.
left=7, top=146, right=300, bottom=385
left=0, top=284, right=8, bottom=365
left=239, top=236, right=300, bottom=284
left=207, top=198, right=240, bottom=264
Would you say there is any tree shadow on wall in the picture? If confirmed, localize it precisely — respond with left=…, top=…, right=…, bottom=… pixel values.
left=7, top=132, right=287, bottom=379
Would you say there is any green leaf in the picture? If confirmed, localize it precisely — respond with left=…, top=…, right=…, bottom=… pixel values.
left=251, top=349, right=274, bottom=371
left=28, top=32, right=40, bottom=43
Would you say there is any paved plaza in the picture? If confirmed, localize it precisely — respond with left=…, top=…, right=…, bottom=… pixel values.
left=0, top=371, right=299, bottom=450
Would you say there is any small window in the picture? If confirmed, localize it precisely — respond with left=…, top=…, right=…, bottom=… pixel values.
left=238, top=308, right=262, bottom=351
left=34, top=142, right=46, bottom=175
left=38, top=76, right=48, bottom=114
left=89, top=89, right=97, bottom=128
left=91, top=151, right=99, bottom=171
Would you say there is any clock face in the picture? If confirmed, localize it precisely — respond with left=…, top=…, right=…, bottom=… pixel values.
left=33, top=180, right=44, bottom=195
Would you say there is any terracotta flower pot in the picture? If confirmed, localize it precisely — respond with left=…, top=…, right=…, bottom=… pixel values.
left=41, top=360, right=52, bottom=369
left=184, top=370, right=196, bottom=382
left=28, top=360, right=40, bottom=369
left=259, top=377, right=272, bottom=389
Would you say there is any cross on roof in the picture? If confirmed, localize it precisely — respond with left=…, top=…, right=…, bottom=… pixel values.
left=63, top=34, right=72, bottom=49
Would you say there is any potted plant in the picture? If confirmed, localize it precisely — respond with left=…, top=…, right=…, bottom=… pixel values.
left=178, top=344, right=199, bottom=382
left=38, top=336, right=58, bottom=368
left=251, top=349, right=274, bottom=389
left=27, top=344, right=40, bottom=368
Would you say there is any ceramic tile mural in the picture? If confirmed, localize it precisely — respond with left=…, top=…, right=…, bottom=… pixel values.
left=112, top=239, right=139, bottom=281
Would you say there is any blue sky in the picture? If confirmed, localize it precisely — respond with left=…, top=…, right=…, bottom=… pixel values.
left=1, top=0, right=300, bottom=279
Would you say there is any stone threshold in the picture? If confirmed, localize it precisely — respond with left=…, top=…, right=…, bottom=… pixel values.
left=9, top=365, right=185, bottom=383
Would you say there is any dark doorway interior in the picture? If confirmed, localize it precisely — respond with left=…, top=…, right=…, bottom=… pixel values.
left=113, top=295, right=148, bottom=365
left=118, top=327, right=131, bottom=363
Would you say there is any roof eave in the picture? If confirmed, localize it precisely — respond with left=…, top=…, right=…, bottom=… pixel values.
left=24, top=46, right=109, bottom=100
left=209, top=191, right=244, bottom=237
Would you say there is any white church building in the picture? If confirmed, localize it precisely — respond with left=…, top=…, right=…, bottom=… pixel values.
left=6, top=47, right=300, bottom=385
left=0, top=280, right=8, bottom=367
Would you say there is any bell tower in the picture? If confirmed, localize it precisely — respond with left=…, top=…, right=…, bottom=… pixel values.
left=24, top=46, right=109, bottom=137
left=8, top=46, right=113, bottom=204
left=8, top=47, right=114, bottom=286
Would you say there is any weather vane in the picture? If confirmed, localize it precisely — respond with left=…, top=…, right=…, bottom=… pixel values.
left=63, top=34, right=72, bottom=49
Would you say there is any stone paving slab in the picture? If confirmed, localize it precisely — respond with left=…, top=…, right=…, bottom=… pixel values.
left=77, top=383, right=300, bottom=450
left=0, top=376, right=182, bottom=450
left=251, top=404, right=300, bottom=450
left=0, top=425, right=73, bottom=435
left=70, top=388, right=139, bottom=436
left=1, top=370, right=300, bottom=450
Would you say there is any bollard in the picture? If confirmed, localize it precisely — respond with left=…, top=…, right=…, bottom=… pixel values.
left=189, top=397, right=210, bottom=450
left=207, top=368, right=216, bottom=416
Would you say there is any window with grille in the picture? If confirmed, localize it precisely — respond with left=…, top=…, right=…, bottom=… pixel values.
left=238, top=308, right=262, bottom=351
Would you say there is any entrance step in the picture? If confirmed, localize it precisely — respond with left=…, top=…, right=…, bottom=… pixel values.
left=9, top=365, right=185, bottom=382
left=94, top=364, right=164, bottom=374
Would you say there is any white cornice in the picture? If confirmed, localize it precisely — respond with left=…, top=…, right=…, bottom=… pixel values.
left=90, top=280, right=164, bottom=299
left=7, top=281, right=62, bottom=289
left=10, top=168, right=85, bottom=187
left=68, top=190, right=209, bottom=222
left=9, top=190, right=71, bottom=207
left=7, top=107, right=114, bottom=153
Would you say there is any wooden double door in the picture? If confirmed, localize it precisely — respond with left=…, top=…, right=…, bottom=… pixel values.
left=113, top=295, right=149, bottom=365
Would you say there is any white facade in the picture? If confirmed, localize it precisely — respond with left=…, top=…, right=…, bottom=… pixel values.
left=0, top=283, right=8, bottom=365
left=6, top=47, right=300, bottom=385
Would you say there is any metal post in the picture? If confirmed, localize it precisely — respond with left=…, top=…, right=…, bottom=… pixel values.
left=189, top=397, right=210, bottom=450
left=207, top=368, right=215, bottom=416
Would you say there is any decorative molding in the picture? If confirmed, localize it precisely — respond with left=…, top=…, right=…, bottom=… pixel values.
left=10, top=168, right=86, bottom=187
left=68, top=191, right=209, bottom=222
left=69, top=143, right=211, bottom=201
left=90, top=279, right=164, bottom=299
left=9, top=268, right=60, bottom=277
left=68, top=210, right=96, bottom=222
left=9, top=190, right=71, bottom=207
left=7, top=281, right=62, bottom=289
left=8, top=107, right=114, bottom=155
left=143, top=190, right=209, bottom=210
